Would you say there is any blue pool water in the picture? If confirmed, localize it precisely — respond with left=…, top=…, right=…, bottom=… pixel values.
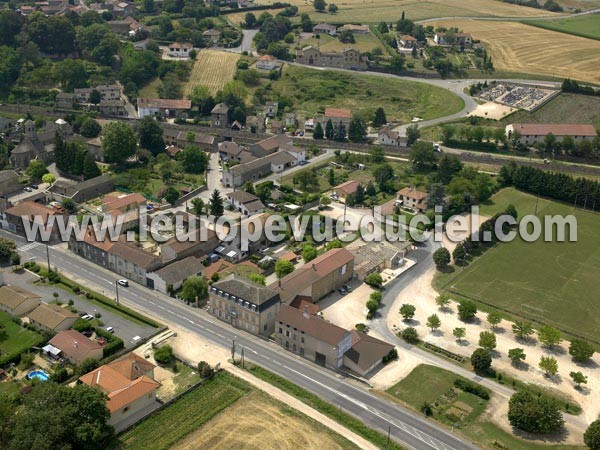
left=27, top=370, right=50, bottom=381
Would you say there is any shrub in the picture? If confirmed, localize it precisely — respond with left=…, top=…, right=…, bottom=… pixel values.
left=584, top=420, right=600, bottom=450
left=96, top=328, right=124, bottom=357
left=198, top=361, right=214, bottom=379
left=471, top=348, right=492, bottom=373
left=453, top=378, right=490, bottom=400
left=365, top=273, right=383, bottom=288
left=382, top=348, right=398, bottom=364
left=457, top=300, right=477, bottom=321
left=154, top=345, right=174, bottom=365
left=50, top=367, right=69, bottom=383
left=400, top=327, right=419, bottom=344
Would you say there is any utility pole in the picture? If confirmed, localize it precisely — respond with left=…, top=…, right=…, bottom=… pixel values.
left=115, top=280, right=119, bottom=305
left=46, top=244, right=51, bottom=273
left=231, top=336, right=236, bottom=363
left=387, top=426, right=391, bottom=449
left=241, top=347, right=245, bottom=368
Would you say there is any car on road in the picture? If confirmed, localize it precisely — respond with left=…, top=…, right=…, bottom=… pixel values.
left=299, top=160, right=308, bottom=166
left=105, top=326, right=114, bottom=333
left=338, top=287, right=347, bottom=295
left=82, top=314, right=94, bottom=321
left=31, top=184, right=39, bottom=189
left=343, top=284, right=353, bottom=292
left=23, top=187, right=32, bottom=192
left=117, top=279, right=129, bottom=287
left=79, top=311, right=88, bottom=318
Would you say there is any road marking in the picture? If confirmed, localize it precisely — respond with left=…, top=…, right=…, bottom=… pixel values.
left=18, top=242, right=41, bottom=252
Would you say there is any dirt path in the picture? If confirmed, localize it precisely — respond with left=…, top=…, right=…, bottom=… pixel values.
left=167, top=326, right=379, bottom=450
left=383, top=263, right=599, bottom=443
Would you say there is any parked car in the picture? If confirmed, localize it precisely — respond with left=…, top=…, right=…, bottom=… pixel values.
left=82, top=330, right=93, bottom=337
left=343, top=284, right=352, bottom=292
left=105, top=326, right=114, bottom=333
left=117, top=279, right=129, bottom=287
left=299, top=160, right=308, bottom=166
left=23, top=187, right=32, bottom=192
left=79, top=311, right=88, bottom=318
left=338, top=287, right=347, bottom=295
left=82, top=314, right=94, bottom=321
left=31, top=184, right=39, bottom=189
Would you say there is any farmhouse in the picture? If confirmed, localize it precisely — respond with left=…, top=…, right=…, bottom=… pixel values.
left=9, top=119, right=66, bottom=169
left=344, top=331, right=395, bottom=377
left=434, top=32, right=473, bottom=47
left=378, top=126, right=408, bottom=147
left=0, top=285, right=41, bottom=316
left=227, top=191, right=265, bottom=216
left=79, top=353, right=160, bottom=431
left=167, top=42, right=193, bottom=58
left=28, top=303, right=79, bottom=332
left=269, top=248, right=354, bottom=303
left=337, top=24, right=370, bottom=34
left=4, top=201, right=65, bottom=243
left=203, top=29, right=221, bottom=44
left=316, top=107, right=353, bottom=132
left=398, top=35, right=417, bottom=49
left=208, top=276, right=282, bottom=336
left=256, top=54, right=277, bottom=70
left=137, top=98, right=191, bottom=119
left=397, top=187, right=428, bottom=213
left=48, top=330, right=103, bottom=364
left=334, top=180, right=360, bottom=201
left=295, top=46, right=366, bottom=70
left=246, top=115, right=265, bottom=132
left=275, top=304, right=352, bottom=370
left=147, top=256, right=204, bottom=295
left=505, top=123, right=598, bottom=146
left=313, top=23, right=337, bottom=36
left=218, top=141, right=246, bottom=162
left=55, top=92, right=76, bottom=109
left=211, top=103, right=230, bottom=128
left=346, top=239, right=411, bottom=280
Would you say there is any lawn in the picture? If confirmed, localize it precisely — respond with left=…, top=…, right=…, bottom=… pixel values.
left=138, top=77, right=161, bottom=99
left=297, top=32, right=384, bottom=53
left=525, top=14, right=600, bottom=41
left=255, top=0, right=555, bottom=24
left=429, top=20, right=600, bottom=85
left=184, top=50, right=240, bottom=96
left=439, top=187, right=600, bottom=343
left=0, top=310, right=44, bottom=365
left=384, top=364, right=584, bottom=450
left=267, top=65, right=464, bottom=123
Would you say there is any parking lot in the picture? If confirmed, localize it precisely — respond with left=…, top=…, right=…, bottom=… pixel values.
left=4, top=270, right=157, bottom=348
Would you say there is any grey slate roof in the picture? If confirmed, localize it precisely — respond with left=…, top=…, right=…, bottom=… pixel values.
left=212, top=276, right=279, bottom=306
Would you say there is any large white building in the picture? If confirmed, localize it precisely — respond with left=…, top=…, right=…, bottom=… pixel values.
left=506, top=123, right=598, bottom=146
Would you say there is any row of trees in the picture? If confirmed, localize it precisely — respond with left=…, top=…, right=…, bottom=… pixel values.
left=54, top=133, right=101, bottom=180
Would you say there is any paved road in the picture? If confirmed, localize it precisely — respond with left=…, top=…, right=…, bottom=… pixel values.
left=229, top=29, right=258, bottom=54
left=2, top=230, right=478, bottom=450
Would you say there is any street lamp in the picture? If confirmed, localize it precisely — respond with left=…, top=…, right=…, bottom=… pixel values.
left=115, top=280, right=120, bottom=305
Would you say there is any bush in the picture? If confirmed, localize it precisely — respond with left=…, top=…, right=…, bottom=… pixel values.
left=96, top=328, right=124, bottom=357
left=584, top=420, right=600, bottom=450
left=471, top=348, right=492, bottom=373
left=198, top=360, right=214, bottom=379
left=508, top=391, right=564, bottom=434
left=365, top=273, right=383, bottom=288
left=400, top=327, right=419, bottom=344
left=50, top=367, right=69, bottom=383
left=457, top=300, right=477, bottom=321
left=433, top=247, right=450, bottom=269
left=382, top=348, right=398, bottom=364
left=453, top=378, right=490, bottom=400
left=78, top=357, right=100, bottom=376
left=73, top=318, right=92, bottom=332
left=154, top=345, right=174, bottom=364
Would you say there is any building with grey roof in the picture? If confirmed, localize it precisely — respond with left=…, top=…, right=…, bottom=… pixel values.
left=147, top=256, right=203, bottom=295
left=208, top=276, right=281, bottom=336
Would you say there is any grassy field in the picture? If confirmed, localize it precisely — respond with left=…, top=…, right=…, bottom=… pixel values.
left=119, top=370, right=357, bottom=450
left=254, top=0, right=555, bottom=24
left=438, top=188, right=600, bottom=342
left=429, top=20, right=600, bottom=85
left=525, top=14, right=600, bottom=40
left=384, top=364, right=584, bottom=450
left=138, top=77, right=161, bottom=99
left=297, top=32, right=383, bottom=53
left=184, top=50, right=240, bottom=96
left=267, top=65, right=464, bottom=123
left=171, top=390, right=359, bottom=450
left=0, top=310, right=44, bottom=365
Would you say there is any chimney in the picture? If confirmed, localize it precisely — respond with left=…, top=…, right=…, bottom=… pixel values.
left=303, top=305, right=309, bottom=319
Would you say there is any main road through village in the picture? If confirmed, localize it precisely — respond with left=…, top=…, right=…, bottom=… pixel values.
left=1, top=229, right=479, bottom=450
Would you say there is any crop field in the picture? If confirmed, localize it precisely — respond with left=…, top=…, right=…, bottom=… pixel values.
left=254, top=0, right=556, bottom=23
left=440, top=188, right=600, bottom=343
left=172, top=391, right=358, bottom=450
left=430, top=20, right=600, bottom=84
left=525, top=14, right=600, bottom=40
left=298, top=32, right=383, bottom=53
left=267, top=65, right=464, bottom=123
left=184, top=50, right=240, bottom=96
left=226, top=8, right=285, bottom=25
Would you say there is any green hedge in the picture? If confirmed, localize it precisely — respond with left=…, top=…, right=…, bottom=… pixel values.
left=96, top=327, right=125, bottom=358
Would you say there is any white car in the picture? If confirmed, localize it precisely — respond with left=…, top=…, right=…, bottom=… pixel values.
left=117, top=279, right=129, bottom=287
left=105, top=326, right=114, bottom=333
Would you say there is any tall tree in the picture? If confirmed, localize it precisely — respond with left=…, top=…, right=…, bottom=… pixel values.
left=508, top=391, right=563, bottom=434
left=181, top=276, right=208, bottom=303
left=325, top=119, right=334, bottom=140
left=138, top=116, right=165, bottom=156
left=313, top=0, right=327, bottom=11
left=373, top=107, right=387, bottom=127
left=181, top=146, right=208, bottom=174
left=348, top=117, right=367, bottom=142
left=102, top=121, right=137, bottom=163
left=313, top=122, right=324, bottom=140
left=82, top=152, right=101, bottom=179
left=406, top=124, right=420, bottom=145
left=209, top=189, right=224, bottom=216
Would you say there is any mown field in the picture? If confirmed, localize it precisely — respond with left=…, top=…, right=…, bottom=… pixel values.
left=267, top=65, right=464, bottom=123
left=430, top=20, right=600, bottom=84
left=439, top=188, right=600, bottom=343
left=525, top=14, right=600, bottom=40
left=254, top=0, right=556, bottom=24
left=184, top=50, right=240, bottom=96
left=118, top=371, right=357, bottom=450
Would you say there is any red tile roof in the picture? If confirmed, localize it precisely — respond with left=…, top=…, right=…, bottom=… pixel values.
left=137, top=98, right=192, bottom=110
left=325, top=108, right=352, bottom=119
left=397, top=187, right=428, bottom=201
left=276, top=304, right=348, bottom=346
left=334, top=180, right=360, bottom=195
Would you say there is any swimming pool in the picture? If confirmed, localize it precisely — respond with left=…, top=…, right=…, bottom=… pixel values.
left=27, top=370, right=50, bottom=381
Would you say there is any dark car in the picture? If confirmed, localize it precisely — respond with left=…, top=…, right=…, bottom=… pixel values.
left=338, top=287, right=347, bottom=295
left=343, top=284, right=353, bottom=292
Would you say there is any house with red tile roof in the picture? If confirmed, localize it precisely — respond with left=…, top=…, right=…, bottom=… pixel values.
left=333, top=180, right=360, bottom=201
left=505, top=123, right=597, bottom=146
left=79, top=353, right=159, bottom=431
left=48, top=330, right=103, bottom=364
